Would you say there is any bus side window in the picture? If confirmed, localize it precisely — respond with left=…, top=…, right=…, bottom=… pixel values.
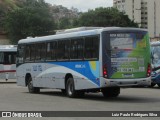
left=4, top=53, right=9, bottom=64
left=17, top=45, right=24, bottom=64
left=3, top=52, right=16, bottom=64
left=41, top=44, right=46, bottom=61
left=0, top=52, right=4, bottom=64
left=8, top=54, right=11, bottom=64
left=84, top=36, right=99, bottom=60
left=35, top=44, right=41, bottom=61
left=46, top=42, right=51, bottom=60
left=70, top=38, right=84, bottom=60
left=57, top=40, right=70, bottom=61
left=30, top=44, right=35, bottom=62
left=52, top=42, right=57, bottom=60
left=25, top=45, right=30, bottom=62
left=35, top=43, right=46, bottom=62
left=24, top=44, right=35, bottom=62
left=46, top=42, right=57, bottom=61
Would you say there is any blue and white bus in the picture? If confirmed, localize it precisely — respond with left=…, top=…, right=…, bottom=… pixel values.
left=16, top=27, right=151, bottom=98
left=151, top=41, right=160, bottom=87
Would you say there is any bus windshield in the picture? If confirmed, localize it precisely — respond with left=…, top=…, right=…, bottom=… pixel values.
left=103, top=31, right=150, bottom=79
left=151, top=45, right=160, bottom=68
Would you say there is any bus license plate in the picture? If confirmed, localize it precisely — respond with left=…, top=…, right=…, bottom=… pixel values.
left=122, top=74, right=134, bottom=78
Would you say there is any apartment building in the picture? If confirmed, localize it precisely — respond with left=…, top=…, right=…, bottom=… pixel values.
left=113, top=0, right=160, bottom=38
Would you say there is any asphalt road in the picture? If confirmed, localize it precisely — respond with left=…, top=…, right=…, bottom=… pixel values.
left=0, top=83, right=160, bottom=120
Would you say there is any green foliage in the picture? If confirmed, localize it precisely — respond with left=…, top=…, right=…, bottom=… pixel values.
left=73, top=7, right=138, bottom=28
left=4, top=0, right=56, bottom=44
left=72, top=18, right=79, bottom=27
left=58, top=17, right=72, bottom=29
left=3, top=1, right=138, bottom=44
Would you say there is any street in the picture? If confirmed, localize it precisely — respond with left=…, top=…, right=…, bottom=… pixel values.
left=0, top=82, right=160, bottom=120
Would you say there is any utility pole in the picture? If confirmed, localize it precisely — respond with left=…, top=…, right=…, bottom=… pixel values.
left=154, top=1, right=156, bottom=37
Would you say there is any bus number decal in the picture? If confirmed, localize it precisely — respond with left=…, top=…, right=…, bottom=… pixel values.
left=75, top=64, right=86, bottom=69
left=32, top=65, right=42, bottom=72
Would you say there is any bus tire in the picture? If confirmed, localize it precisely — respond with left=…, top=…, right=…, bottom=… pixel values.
left=61, top=89, right=66, bottom=95
left=150, top=83, right=156, bottom=87
left=157, top=83, right=160, bottom=87
left=28, top=77, right=40, bottom=93
left=77, top=91, right=85, bottom=97
left=101, top=87, right=120, bottom=97
left=66, top=78, right=77, bottom=98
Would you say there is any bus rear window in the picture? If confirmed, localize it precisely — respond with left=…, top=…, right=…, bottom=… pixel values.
left=110, top=33, right=146, bottom=50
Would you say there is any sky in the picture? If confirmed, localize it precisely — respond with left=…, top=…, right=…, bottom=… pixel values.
left=45, top=0, right=113, bottom=12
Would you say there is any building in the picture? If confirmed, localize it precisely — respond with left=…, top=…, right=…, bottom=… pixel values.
left=113, top=0, right=160, bottom=39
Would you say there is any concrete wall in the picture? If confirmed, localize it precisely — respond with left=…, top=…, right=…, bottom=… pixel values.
left=147, top=0, right=160, bottom=38
left=134, top=0, right=141, bottom=26
left=125, top=0, right=133, bottom=20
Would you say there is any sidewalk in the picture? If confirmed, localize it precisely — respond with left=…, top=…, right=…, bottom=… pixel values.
left=0, top=79, right=16, bottom=83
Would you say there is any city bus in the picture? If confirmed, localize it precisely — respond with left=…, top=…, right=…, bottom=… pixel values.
left=151, top=41, right=160, bottom=87
left=0, top=45, right=17, bottom=81
left=16, top=27, right=151, bottom=98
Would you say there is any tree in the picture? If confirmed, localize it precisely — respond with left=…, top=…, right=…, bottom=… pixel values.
left=58, top=17, right=72, bottom=29
left=73, top=7, right=138, bottom=28
left=4, top=0, right=56, bottom=44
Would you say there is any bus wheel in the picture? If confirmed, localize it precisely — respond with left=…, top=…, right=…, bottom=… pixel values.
left=157, top=83, right=160, bottom=87
left=28, top=77, right=40, bottom=93
left=150, top=83, right=156, bottom=87
left=101, top=87, right=120, bottom=97
left=61, top=89, right=66, bottom=94
left=66, top=78, right=77, bottom=98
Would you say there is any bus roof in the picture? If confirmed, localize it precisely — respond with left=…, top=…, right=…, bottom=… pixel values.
left=56, top=27, right=103, bottom=34
left=18, top=27, right=148, bottom=44
left=0, top=45, right=17, bottom=52
left=150, top=41, right=160, bottom=46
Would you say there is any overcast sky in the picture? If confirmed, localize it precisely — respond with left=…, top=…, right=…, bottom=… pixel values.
left=45, top=0, right=113, bottom=12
